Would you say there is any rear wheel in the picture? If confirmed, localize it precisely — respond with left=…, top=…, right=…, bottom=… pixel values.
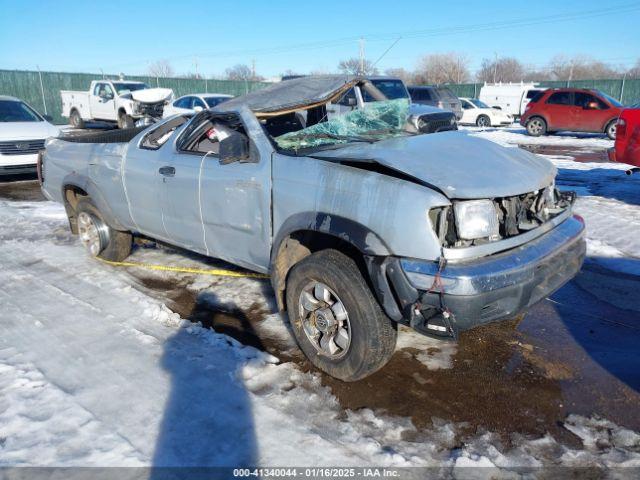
left=75, top=198, right=132, bottom=261
left=117, top=111, right=134, bottom=129
left=285, top=249, right=397, bottom=381
left=70, top=109, right=85, bottom=129
left=476, top=115, right=491, bottom=128
left=526, top=116, right=547, bottom=136
left=605, top=120, right=617, bottom=140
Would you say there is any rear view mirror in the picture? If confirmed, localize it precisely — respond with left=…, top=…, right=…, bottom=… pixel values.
left=219, top=131, right=251, bottom=164
left=193, top=106, right=204, bottom=113
left=346, top=97, right=357, bottom=107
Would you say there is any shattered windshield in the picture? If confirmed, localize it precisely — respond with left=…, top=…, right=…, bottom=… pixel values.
left=275, top=98, right=410, bottom=151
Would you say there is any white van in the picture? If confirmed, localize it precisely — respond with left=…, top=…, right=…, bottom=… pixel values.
left=478, top=82, right=544, bottom=118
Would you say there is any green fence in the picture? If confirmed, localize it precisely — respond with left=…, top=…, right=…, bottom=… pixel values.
left=0, top=69, right=269, bottom=124
left=446, top=78, right=640, bottom=105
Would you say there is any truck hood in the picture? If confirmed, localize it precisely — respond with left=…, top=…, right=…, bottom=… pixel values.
left=0, top=121, right=60, bottom=141
left=310, top=131, right=556, bottom=199
left=128, top=88, right=173, bottom=104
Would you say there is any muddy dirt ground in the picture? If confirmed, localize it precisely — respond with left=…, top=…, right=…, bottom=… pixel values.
left=3, top=146, right=639, bottom=450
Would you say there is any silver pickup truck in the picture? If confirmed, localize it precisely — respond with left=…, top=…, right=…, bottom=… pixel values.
left=40, top=76, right=586, bottom=381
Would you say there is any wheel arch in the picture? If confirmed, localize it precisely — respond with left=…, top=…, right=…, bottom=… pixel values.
left=61, top=175, right=127, bottom=234
left=270, top=212, right=391, bottom=312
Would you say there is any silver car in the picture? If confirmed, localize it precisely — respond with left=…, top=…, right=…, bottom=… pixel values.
left=41, top=75, right=585, bottom=381
left=408, top=85, right=464, bottom=120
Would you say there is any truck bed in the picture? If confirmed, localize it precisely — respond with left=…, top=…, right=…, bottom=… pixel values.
left=60, top=127, right=147, bottom=144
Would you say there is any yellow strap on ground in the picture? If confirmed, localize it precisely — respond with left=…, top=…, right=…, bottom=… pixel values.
left=96, top=257, right=269, bottom=279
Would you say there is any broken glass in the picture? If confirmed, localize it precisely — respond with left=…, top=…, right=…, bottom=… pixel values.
left=275, top=98, right=410, bottom=150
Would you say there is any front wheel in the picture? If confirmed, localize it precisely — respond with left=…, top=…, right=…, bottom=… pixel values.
left=75, top=198, right=132, bottom=261
left=285, top=249, right=397, bottom=381
left=117, top=111, right=134, bottom=129
left=526, top=117, right=547, bottom=136
left=605, top=120, right=617, bottom=140
left=476, top=114, right=491, bottom=128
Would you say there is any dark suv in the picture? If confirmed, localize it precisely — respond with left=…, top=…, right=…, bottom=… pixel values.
left=408, top=86, right=463, bottom=120
left=520, top=88, right=623, bottom=139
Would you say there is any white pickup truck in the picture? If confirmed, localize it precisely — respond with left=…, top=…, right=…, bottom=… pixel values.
left=61, top=80, right=173, bottom=129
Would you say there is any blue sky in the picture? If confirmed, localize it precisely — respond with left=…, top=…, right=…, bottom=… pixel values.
left=1, top=0, right=638, bottom=78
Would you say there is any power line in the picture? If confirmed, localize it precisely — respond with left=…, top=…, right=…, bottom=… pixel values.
left=92, top=1, right=640, bottom=72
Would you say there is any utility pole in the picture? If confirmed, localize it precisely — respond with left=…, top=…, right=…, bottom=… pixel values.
left=493, top=52, right=498, bottom=83
left=358, top=38, right=365, bottom=75
left=36, top=65, right=47, bottom=115
left=251, top=59, right=256, bottom=81
left=194, top=57, right=199, bottom=79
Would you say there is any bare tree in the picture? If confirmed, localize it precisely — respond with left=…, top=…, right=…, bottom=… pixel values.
left=225, top=64, right=257, bottom=81
left=628, top=59, right=640, bottom=78
left=337, top=58, right=379, bottom=75
left=414, top=53, right=471, bottom=85
left=384, top=68, right=414, bottom=84
left=147, top=60, right=174, bottom=78
left=547, top=55, right=620, bottom=81
left=476, top=57, right=525, bottom=83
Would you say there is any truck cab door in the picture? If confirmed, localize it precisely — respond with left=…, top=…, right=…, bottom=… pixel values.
left=90, top=82, right=116, bottom=121
left=166, top=112, right=272, bottom=271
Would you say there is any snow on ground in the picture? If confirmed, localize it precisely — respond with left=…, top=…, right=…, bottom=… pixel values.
left=464, top=125, right=614, bottom=149
left=1, top=198, right=639, bottom=471
left=2, top=126, right=640, bottom=471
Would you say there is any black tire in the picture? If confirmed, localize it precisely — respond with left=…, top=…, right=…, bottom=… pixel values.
left=526, top=116, right=547, bottom=137
left=70, top=109, right=85, bottom=129
left=476, top=114, right=491, bottom=128
left=75, top=198, right=132, bottom=261
left=605, top=120, right=617, bottom=140
left=117, top=110, right=134, bottom=129
left=285, top=249, right=397, bottom=382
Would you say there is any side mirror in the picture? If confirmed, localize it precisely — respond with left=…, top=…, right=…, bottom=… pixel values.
left=42, top=114, right=53, bottom=122
left=219, top=131, right=251, bottom=164
left=193, top=106, right=204, bottom=113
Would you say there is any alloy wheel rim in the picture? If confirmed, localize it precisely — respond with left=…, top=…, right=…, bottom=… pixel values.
left=529, top=119, right=543, bottom=134
left=77, top=212, right=106, bottom=257
left=298, top=281, right=351, bottom=359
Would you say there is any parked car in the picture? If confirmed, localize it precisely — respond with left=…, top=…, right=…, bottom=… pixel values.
left=61, top=80, right=174, bottom=129
left=608, top=104, right=640, bottom=171
left=40, top=75, right=585, bottom=381
left=520, top=88, right=623, bottom=139
left=163, top=93, right=233, bottom=118
left=330, top=77, right=457, bottom=134
left=459, top=97, right=513, bottom=127
left=0, top=96, right=59, bottom=176
left=478, top=82, right=544, bottom=118
left=407, top=85, right=463, bottom=120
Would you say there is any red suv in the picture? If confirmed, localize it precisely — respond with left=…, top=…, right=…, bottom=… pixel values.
left=520, top=88, right=623, bottom=139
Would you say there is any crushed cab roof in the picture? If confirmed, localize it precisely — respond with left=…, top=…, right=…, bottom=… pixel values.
left=217, top=75, right=363, bottom=117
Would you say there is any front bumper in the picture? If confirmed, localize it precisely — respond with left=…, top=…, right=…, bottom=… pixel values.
left=372, top=215, right=585, bottom=338
left=0, top=153, right=38, bottom=175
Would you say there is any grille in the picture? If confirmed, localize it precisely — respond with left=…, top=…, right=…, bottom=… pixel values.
left=418, top=113, right=456, bottom=134
left=0, top=139, right=45, bottom=155
left=138, top=103, right=164, bottom=117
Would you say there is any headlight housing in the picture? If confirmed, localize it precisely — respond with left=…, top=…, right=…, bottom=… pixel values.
left=453, top=199, right=500, bottom=240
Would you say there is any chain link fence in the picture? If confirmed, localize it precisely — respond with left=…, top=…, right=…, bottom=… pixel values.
left=0, top=69, right=269, bottom=124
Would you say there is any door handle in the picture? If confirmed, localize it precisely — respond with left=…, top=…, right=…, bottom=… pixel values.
left=159, top=166, right=175, bottom=177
